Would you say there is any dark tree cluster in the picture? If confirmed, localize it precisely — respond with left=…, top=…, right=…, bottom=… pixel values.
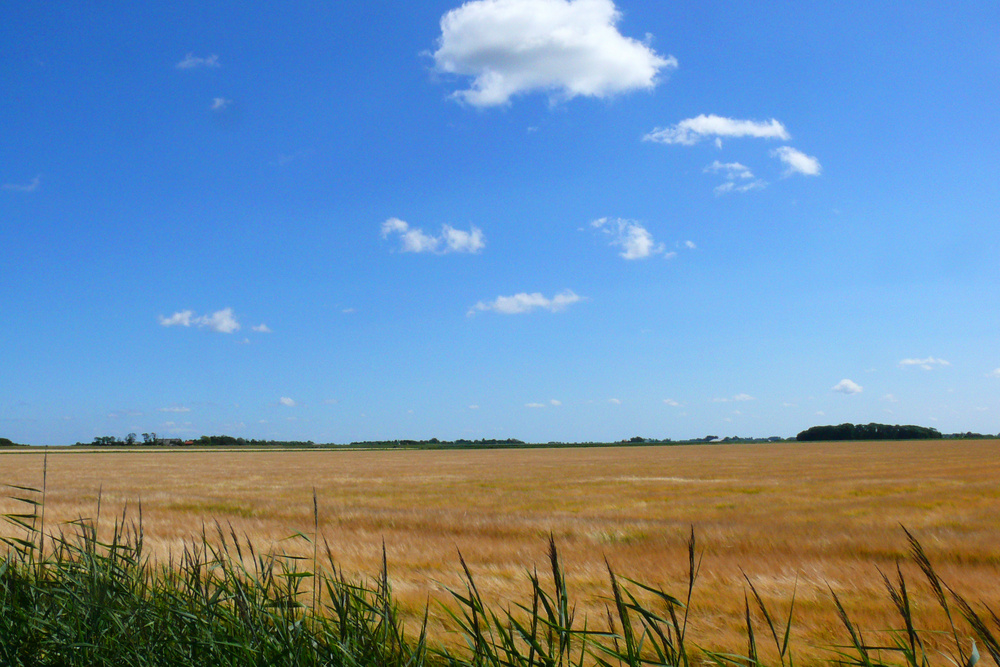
left=0, top=437, right=25, bottom=447
left=194, top=435, right=316, bottom=447
left=796, top=423, right=942, bottom=442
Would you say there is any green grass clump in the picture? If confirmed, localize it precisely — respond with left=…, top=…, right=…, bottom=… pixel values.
left=3, top=472, right=1000, bottom=667
left=1, top=484, right=426, bottom=667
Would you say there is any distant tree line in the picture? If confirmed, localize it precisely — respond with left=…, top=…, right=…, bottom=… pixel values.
left=76, top=434, right=316, bottom=447
left=796, top=423, right=942, bottom=442
left=193, top=435, right=316, bottom=447
left=347, top=438, right=526, bottom=449
left=0, top=437, right=26, bottom=448
left=83, top=433, right=162, bottom=446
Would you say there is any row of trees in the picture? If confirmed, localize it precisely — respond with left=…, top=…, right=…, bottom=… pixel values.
left=193, top=435, right=316, bottom=447
left=347, top=438, right=526, bottom=448
left=89, top=433, right=161, bottom=446
left=80, top=434, right=319, bottom=447
left=796, top=423, right=942, bottom=441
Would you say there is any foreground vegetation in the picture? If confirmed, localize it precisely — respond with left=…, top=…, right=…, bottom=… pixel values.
left=3, top=477, right=999, bottom=667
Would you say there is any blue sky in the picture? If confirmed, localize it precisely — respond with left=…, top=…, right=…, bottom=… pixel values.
left=2, top=1, right=999, bottom=445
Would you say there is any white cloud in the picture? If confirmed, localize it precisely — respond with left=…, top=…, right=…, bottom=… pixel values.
left=381, top=217, right=484, bottom=254
left=382, top=218, right=438, bottom=252
left=684, top=240, right=696, bottom=249
left=550, top=399, right=562, bottom=406
left=159, top=310, right=195, bottom=327
left=176, top=53, right=220, bottom=69
left=591, top=217, right=665, bottom=259
left=279, top=397, right=296, bottom=407
left=210, top=97, right=231, bottom=111
left=433, top=0, right=675, bottom=107
left=158, top=308, right=241, bottom=334
left=704, top=161, right=754, bottom=180
left=608, top=398, right=621, bottom=405
left=199, top=308, right=241, bottom=333
left=158, top=406, right=191, bottom=413
left=714, top=393, right=754, bottom=403
left=3, top=176, right=41, bottom=192
left=252, top=323, right=272, bottom=333
left=714, top=180, right=766, bottom=195
left=704, top=161, right=766, bottom=195
left=898, top=357, right=951, bottom=370
left=832, top=379, right=863, bottom=394
left=526, top=402, right=546, bottom=408
left=882, top=394, right=898, bottom=402
left=442, top=224, right=486, bottom=253
left=771, top=146, right=822, bottom=176
left=644, top=114, right=789, bottom=145
left=470, top=289, right=583, bottom=315
left=663, top=398, right=679, bottom=406
left=468, top=404, right=480, bottom=409
left=991, top=368, right=1000, bottom=378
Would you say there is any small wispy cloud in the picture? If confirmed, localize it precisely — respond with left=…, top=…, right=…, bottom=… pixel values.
left=210, top=97, right=232, bottom=111
left=526, top=402, right=546, bottom=408
left=832, top=379, right=863, bottom=394
left=469, top=290, right=583, bottom=316
left=252, top=323, right=272, bottom=333
left=713, top=393, right=755, bottom=403
left=158, top=405, right=191, bottom=413
left=158, top=308, right=241, bottom=334
left=176, top=53, right=220, bottom=69
left=381, top=218, right=485, bottom=254
left=608, top=398, right=621, bottom=405
left=279, top=397, right=296, bottom=407
left=705, top=161, right=754, bottom=180
left=550, top=399, right=562, bottom=406
left=704, top=161, right=766, bottom=195
left=644, top=115, right=789, bottom=146
left=771, top=146, right=822, bottom=176
left=159, top=310, right=195, bottom=327
left=3, top=176, right=41, bottom=193
left=898, top=357, right=951, bottom=370
left=715, top=181, right=766, bottom=195
left=663, top=398, right=679, bottom=406
left=591, top=217, right=665, bottom=259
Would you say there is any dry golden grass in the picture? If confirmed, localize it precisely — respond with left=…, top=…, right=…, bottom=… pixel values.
left=3, top=440, right=1000, bottom=662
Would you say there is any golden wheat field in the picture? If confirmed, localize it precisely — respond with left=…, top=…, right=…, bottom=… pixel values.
left=3, top=440, right=1000, bottom=662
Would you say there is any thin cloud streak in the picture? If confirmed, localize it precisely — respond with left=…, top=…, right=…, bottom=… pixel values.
left=469, top=290, right=583, bottom=315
